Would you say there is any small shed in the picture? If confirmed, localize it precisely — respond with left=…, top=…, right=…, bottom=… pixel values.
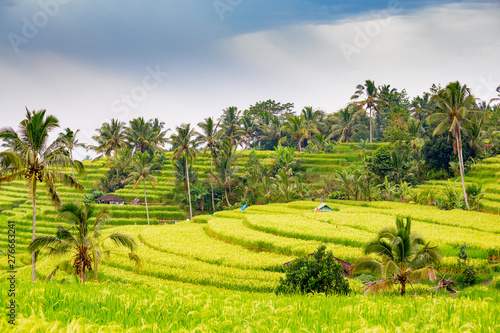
left=313, top=203, right=334, bottom=212
left=96, top=194, right=125, bottom=205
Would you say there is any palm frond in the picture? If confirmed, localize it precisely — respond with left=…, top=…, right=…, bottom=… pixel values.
left=351, top=258, right=382, bottom=275
left=27, top=236, right=65, bottom=253
left=409, top=266, right=437, bottom=283
left=106, top=232, right=137, bottom=252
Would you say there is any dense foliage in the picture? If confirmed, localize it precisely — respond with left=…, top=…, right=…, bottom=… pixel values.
left=275, top=245, right=351, bottom=295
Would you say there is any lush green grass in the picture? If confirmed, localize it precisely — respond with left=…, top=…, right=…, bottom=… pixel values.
left=414, top=155, right=500, bottom=213
left=0, top=280, right=498, bottom=332
left=1, top=149, right=500, bottom=331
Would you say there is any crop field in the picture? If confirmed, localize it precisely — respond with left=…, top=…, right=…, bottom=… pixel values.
left=415, top=155, right=500, bottom=214
left=1, top=196, right=499, bottom=331
left=0, top=147, right=499, bottom=331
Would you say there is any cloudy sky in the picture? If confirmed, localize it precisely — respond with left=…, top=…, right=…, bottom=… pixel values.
left=1, top=0, right=499, bottom=158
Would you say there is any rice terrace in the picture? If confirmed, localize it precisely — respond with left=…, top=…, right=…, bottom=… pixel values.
left=1, top=82, right=500, bottom=332
left=2, top=1, right=500, bottom=332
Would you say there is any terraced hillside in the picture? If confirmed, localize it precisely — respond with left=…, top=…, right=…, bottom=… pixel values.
left=0, top=143, right=384, bottom=262
left=1, top=200, right=499, bottom=331
left=110, top=142, right=387, bottom=207
left=413, top=155, right=500, bottom=213
left=6, top=200, right=499, bottom=289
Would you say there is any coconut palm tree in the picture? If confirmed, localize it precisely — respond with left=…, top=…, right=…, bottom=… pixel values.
left=58, top=128, right=85, bottom=178
left=124, top=152, right=162, bottom=225
left=171, top=124, right=199, bottom=220
left=196, top=117, right=220, bottom=212
left=301, top=106, right=325, bottom=133
left=241, top=115, right=257, bottom=149
left=219, top=106, right=243, bottom=146
left=27, top=201, right=139, bottom=283
left=0, top=109, right=84, bottom=283
left=309, top=133, right=334, bottom=152
left=210, top=139, right=239, bottom=207
left=90, top=119, right=127, bottom=157
left=352, top=216, right=441, bottom=296
left=428, top=81, right=477, bottom=210
left=330, top=105, right=362, bottom=143
left=125, top=117, right=169, bottom=153
left=281, top=115, right=317, bottom=153
left=488, top=85, right=500, bottom=107
left=259, top=115, right=285, bottom=148
left=351, top=80, right=386, bottom=143
left=272, top=170, right=297, bottom=203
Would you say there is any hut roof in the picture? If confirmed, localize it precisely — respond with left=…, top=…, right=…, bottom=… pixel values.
left=96, top=194, right=125, bottom=202
left=313, top=203, right=334, bottom=212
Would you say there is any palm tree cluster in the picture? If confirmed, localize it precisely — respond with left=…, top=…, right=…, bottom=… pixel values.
left=89, top=117, right=169, bottom=157
left=0, top=109, right=84, bottom=283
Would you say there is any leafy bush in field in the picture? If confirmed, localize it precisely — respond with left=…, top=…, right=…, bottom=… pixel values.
left=83, top=189, right=106, bottom=204
left=457, top=244, right=476, bottom=287
left=368, top=146, right=393, bottom=180
left=422, top=133, right=473, bottom=173
left=275, top=245, right=350, bottom=296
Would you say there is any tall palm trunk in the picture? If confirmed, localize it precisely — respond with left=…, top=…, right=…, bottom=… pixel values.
left=456, top=126, right=470, bottom=210
left=31, top=181, right=37, bottom=284
left=369, top=106, right=373, bottom=144
left=70, top=149, right=75, bottom=179
left=224, top=186, right=231, bottom=206
left=210, top=149, right=215, bottom=212
left=143, top=179, right=150, bottom=225
left=185, top=153, right=193, bottom=220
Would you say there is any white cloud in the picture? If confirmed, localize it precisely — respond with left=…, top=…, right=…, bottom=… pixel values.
left=220, top=2, right=500, bottom=109
left=1, top=2, right=499, bottom=160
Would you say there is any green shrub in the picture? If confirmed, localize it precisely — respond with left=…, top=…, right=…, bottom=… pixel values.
left=457, top=244, right=476, bottom=287
left=275, top=245, right=350, bottom=296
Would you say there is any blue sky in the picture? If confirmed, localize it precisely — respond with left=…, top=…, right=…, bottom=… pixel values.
left=1, top=0, right=499, bottom=157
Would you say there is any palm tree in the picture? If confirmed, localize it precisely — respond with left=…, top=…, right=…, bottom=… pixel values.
left=309, top=133, right=334, bottom=152
left=27, top=201, right=139, bottom=283
left=488, top=85, right=500, bottom=107
left=352, top=216, right=441, bottom=296
left=90, top=119, right=126, bottom=157
left=125, top=117, right=169, bottom=153
left=241, top=115, right=257, bottom=149
left=281, top=115, right=317, bottom=152
left=259, top=115, right=285, bottom=148
left=330, top=105, right=362, bottom=143
left=0, top=109, right=84, bottom=283
left=219, top=106, right=243, bottom=146
left=210, top=139, right=239, bottom=207
left=124, top=152, right=162, bottom=225
left=171, top=124, right=199, bottom=220
left=272, top=170, right=297, bottom=203
left=196, top=117, right=220, bottom=212
left=172, top=155, right=198, bottom=203
left=301, top=106, right=325, bottom=134
left=428, top=81, right=477, bottom=210
left=351, top=80, right=386, bottom=143
left=58, top=128, right=85, bottom=178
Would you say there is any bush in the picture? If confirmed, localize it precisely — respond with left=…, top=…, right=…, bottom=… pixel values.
left=423, top=133, right=473, bottom=172
left=457, top=244, right=476, bottom=287
left=368, top=146, right=393, bottom=180
left=275, top=245, right=350, bottom=296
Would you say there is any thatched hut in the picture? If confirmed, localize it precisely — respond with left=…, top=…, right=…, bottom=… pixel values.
left=96, top=194, right=125, bottom=205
